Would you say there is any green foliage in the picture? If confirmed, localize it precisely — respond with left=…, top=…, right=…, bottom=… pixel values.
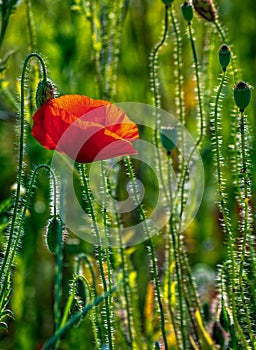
left=0, top=0, right=256, bottom=349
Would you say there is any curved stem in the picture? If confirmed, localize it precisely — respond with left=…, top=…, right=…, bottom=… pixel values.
left=0, top=164, right=57, bottom=308
left=43, top=287, right=116, bottom=350
left=178, top=21, right=204, bottom=223
left=0, top=53, right=47, bottom=288
left=149, top=4, right=170, bottom=205
left=150, top=4, right=170, bottom=109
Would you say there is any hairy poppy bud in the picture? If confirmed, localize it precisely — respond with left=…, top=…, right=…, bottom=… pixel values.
left=218, top=44, right=231, bottom=72
left=45, top=215, right=63, bottom=254
left=160, top=127, right=178, bottom=155
left=36, top=79, right=55, bottom=108
left=75, top=277, right=87, bottom=307
left=219, top=299, right=231, bottom=332
left=181, top=2, right=193, bottom=23
left=161, top=0, right=174, bottom=5
left=192, top=0, right=217, bottom=22
left=234, top=81, right=251, bottom=112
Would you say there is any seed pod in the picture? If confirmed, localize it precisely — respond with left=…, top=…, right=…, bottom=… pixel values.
left=192, top=0, right=217, bottom=22
left=160, top=127, right=178, bottom=155
left=218, top=44, right=231, bottom=72
left=45, top=215, right=63, bottom=254
left=181, top=2, right=194, bottom=23
left=36, top=79, right=55, bottom=108
left=234, top=81, right=251, bottom=112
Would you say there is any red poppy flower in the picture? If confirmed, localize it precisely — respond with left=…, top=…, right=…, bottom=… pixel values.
left=32, top=94, right=139, bottom=163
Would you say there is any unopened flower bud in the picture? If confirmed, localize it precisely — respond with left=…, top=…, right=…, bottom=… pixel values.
left=181, top=2, right=193, bottom=23
left=218, top=44, right=231, bottom=72
left=36, top=79, right=55, bottom=108
left=234, top=81, right=251, bottom=112
left=219, top=300, right=231, bottom=332
left=192, top=0, right=217, bottom=22
left=75, top=277, right=87, bottom=307
left=45, top=215, right=63, bottom=254
left=160, top=127, right=178, bottom=155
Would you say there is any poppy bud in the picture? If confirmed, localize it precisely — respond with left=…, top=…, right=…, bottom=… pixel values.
left=160, top=127, right=178, bottom=155
left=219, top=300, right=231, bottom=332
left=161, top=0, right=174, bottom=5
left=218, top=44, right=231, bottom=72
left=76, top=277, right=87, bottom=306
left=36, top=79, right=55, bottom=108
left=45, top=215, right=63, bottom=254
left=181, top=2, right=194, bottom=23
left=192, top=0, right=217, bottom=22
left=234, top=81, right=251, bottom=112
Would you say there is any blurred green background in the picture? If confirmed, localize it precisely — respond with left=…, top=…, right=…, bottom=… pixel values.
left=0, top=0, right=255, bottom=348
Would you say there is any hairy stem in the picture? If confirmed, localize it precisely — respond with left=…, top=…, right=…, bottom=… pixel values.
left=125, top=156, right=168, bottom=350
left=0, top=52, right=47, bottom=293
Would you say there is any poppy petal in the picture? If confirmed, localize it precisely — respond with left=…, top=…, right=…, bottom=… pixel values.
left=31, top=94, right=139, bottom=163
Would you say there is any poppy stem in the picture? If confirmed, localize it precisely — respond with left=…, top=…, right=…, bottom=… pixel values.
left=0, top=53, right=48, bottom=304
left=80, top=164, right=114, bottom=349
left=187, top=22, right=204, bottom=149
left=0, top=164, right=58, bottom=311
left=238, top=110, right=254, bottom=346
left=211, top=71, right=248, bottom=348
left=125, top=156, right=168, bottom=350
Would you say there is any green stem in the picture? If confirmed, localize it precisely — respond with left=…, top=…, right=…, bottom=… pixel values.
left=0, top=0, right=19, bottom=48
left=167, top=155, right=186, bottom=349
left=238, top=111, right=254, bottom=347
left=188, top=23, right=204, bottom=149
left=0, top=53, right=47, bottom=298
left=149, top=4, right=170, bottom=204
left=239, top=111, right=249, bottom=270
left=150, top=4, right=169, bottom=109
left=80, top=164, right=113, bottom=349
left=105, top=173, right=134, bottom=348
left=43, top=287, right=116, bottom=350
left=54, top=171, right=65, bottom=332
left=125, top=156, right=168, bottom=350
left=170, top=9, right=183, bottom=125
left=213, top=73, right=247, bottom=347
left=101, top=161, right=114, bottom=349
left=0, top=164, right=57, bottom=309
left=177, top=21, right=204, bottom=223
left=75, top=254, right=101, bottom=348
left=87, top=0, right=103, bottom=98
left=76, top=254, right=97, bottom=295
left=25, top=0, right=36, bottom=51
